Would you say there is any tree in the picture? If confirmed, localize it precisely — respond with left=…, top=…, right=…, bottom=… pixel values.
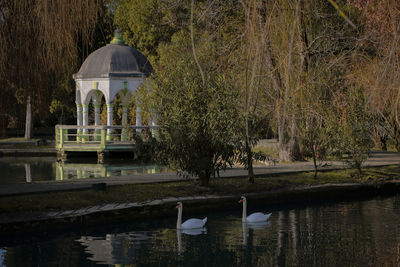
left=298, top=65, right=343, bottom=179
left=0, top=0, right=105, bottom=138
left=348, top=0, right=400, bottom=151
left=114, top=0, right=179, bottom=64
left=151, top=31, right=240, bottom=186
left=298, top=80, right=331, bottom=178
left=228, top=0, right=272, bottom=183
left=263, top=0, right=359, bottom=161
left=329, top=86, right=374, bottom=175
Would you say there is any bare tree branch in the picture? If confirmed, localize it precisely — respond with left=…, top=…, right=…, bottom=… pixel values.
left=190, top=0, right=205, bottom=86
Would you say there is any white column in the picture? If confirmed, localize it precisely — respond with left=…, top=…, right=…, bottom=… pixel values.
left=82, top=104, right=89, bottom=126
left=150, top=112, right=157, bottom=126
left=94, top=101, right=101, bottom=141
left=122, top=105, right=128, bottom=126
left=82, top=104, right=89, bottom=135
left=136, top=106, right=142, bottom=133
left=82, top=104, right=89, bottom=142
left=150, top=112, right=158, bottom=138
left=76, top=104, right=83, bottom=126
left=94, top=104, right=101, bottom=126
left=76, top=104, right=83, bottom=142
left=121, top=104, right=128, bottom=141
left=107, top=103, right=113, bottom=140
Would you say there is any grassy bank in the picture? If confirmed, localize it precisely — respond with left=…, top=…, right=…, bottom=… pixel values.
left=0, top=165, right=399, bottom=215
left=0, top=139, right=55, bottom=151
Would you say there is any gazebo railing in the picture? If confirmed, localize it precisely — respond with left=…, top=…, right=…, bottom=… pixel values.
left=55, top=125, right=159, bottom=149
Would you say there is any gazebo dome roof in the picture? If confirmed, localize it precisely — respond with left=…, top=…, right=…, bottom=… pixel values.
left=73, top=33, right=153, bottom=79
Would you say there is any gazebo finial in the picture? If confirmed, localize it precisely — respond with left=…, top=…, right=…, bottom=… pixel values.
left=110, top=29, right=125, bottom=45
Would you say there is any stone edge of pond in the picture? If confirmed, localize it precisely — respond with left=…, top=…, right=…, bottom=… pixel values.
left=0, top=180, right=399, bottom=235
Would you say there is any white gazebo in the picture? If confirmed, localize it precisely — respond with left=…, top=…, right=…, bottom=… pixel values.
left=72, top=31, right=154, bottom=140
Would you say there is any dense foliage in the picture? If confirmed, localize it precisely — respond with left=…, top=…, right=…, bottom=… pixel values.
left=151, top=31, right=240, bottom=186
left=0, top=0, right=113, bottom=134
left=1, top=0, right=399, bottom=182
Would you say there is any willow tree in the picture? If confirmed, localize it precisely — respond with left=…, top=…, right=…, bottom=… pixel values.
left=259, top=0, right=359, bottom=161
left=224, top=0, right=273, bottom=183
left=348, top=0, right=400, bottom=151
left=0, top=0, right=102, bottom=138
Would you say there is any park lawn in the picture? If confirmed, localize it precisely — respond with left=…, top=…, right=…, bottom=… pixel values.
left=0, top=137, right=54, bottom=149
left=0, top=165, right=399, bottom=214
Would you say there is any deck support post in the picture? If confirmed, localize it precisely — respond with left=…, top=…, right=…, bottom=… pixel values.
left=97, top=151, right=104, bottom=164
left=97, top=151, right=110, bottom=164
left=59, top=128, right=64, bottom=148
left=55, top=127, right=59, bottom=147
left=57, top=150, right=67, bottom=162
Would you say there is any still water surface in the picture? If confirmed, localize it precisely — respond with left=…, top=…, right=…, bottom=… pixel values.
left=1, top=195, right=400, bottom=266
left=0, top=157, right=169, bottom=184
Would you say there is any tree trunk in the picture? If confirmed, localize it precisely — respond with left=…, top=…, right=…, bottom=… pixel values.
left=265, top=37, right=291, bottom=162
left=379, top=135, right=387, bottom=151
left=394, top=124, right=400, bottom=151
left=24, top=96, right=32, bottom=140
left=25, top=163, right=32, bottom=183
left=278, top=115, right=301, bottom=162
left=312, top=144, right=317, bottom=179
left=299, top=0, right=309, bottom=72
left=199, top=171, right=210, bottom=187
left=282, top=0, right=302, bottom=162
left=289, top=114, right=302, bottom=160
left=0, top=115, right=5, bottom=138
left=246, top=140, right=255, bottom=183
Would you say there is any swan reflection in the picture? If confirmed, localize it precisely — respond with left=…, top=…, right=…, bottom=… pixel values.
left=177, top=228, right=207, bottom=255
left=246, top=221, right=270, bottom=230
left=181, top=228, right=207, bottom=235
left=242, top=220, right=270, bottom=247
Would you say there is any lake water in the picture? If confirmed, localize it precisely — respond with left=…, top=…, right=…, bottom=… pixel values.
left=0, top=157, right=169, bottom=184
left=1, top=195, right=399, bottom=266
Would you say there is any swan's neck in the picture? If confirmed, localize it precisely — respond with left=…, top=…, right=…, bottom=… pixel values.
left=177, top=230, right=182, bottom=255
left=177, top=206, right=182, bottom=229
left=242, top=221, right=247, bottom=246
left=242, top=199, right=247, bottom=222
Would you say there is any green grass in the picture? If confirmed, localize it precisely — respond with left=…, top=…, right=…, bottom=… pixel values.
left=0, top=137, right=38, bottom=142
left=0, top=137, right=54, bottom=149
left=0, top=165, right=399, bottom=215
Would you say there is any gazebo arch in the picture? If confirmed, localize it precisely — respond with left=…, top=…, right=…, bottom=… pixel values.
left=72, top=31, right=153, bottom=139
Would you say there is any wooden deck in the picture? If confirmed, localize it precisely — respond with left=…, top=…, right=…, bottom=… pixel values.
left=60, top=142, right=136, bottom=152
left=55, top=125, right=158, bottom=162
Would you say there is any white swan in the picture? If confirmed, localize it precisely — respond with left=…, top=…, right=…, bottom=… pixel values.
left=239, top=196, right=271, bottom=223
left=176, top=202, right=207, bottom=229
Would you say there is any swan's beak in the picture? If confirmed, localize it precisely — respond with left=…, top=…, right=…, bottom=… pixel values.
left=176, top=205, right=179, bottom=208
left=239, top=199, right=243, bottom=203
